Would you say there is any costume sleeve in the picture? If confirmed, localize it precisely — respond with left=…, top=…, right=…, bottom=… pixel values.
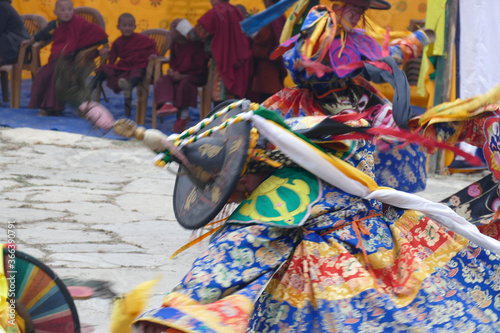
left=389, top=29, right=433, bottom=66
left=34, top=20, right=57, bottom=42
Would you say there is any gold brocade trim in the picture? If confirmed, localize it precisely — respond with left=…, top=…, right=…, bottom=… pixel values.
left=268, top=212, right=468, bottom=308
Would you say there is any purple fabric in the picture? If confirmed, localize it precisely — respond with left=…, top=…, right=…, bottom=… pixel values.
left=329, top=29, right=383, bottom=78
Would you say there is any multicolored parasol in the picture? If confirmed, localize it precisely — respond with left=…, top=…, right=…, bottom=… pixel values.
left=2, top=248, right=80, bottom=333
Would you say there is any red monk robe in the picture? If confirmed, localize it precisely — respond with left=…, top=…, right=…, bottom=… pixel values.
left=28, top=15, right=108, bottom=115
left=154, top=40, right=207, bottom=112
left=249, top=14, right=287, bottom=103
left=99, top=32, right=158, bottom=94
left=194, top=1, right=252, bottom=102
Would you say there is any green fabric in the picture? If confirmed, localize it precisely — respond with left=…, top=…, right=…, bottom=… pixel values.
left=228, top=168, right=321, bottom=228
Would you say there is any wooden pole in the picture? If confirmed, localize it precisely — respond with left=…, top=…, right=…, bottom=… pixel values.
left=431, top=0, right=459, bottom=175
left=441, top=0, right=459, bottom=103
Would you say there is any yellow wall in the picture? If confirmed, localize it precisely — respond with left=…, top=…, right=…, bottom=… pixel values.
left=12, top=0, right=427, bottom=50
left=367, top=0, right=427, bottom=31
left=13, top=0, right=429, bottom=107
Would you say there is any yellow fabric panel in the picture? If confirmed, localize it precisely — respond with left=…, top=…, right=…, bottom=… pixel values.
left=417, top=0, right=446, bottom=97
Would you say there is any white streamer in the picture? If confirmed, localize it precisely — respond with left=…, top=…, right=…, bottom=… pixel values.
left=250, top=114, right=500, bottom=256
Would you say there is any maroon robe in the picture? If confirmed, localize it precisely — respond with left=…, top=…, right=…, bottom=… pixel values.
left=250, top=15, right=287, bottom=102
left=100, top=33, right=159, bottom=93
left=28, top=15, right=108, bottom=113
left=197, top=2, right=252, bottom=99
left=154, top=40, right=207, bottom=110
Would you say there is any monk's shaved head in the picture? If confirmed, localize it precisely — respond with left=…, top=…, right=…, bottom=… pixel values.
left=55, top=0, right=73, bottom=9
left=118, top=13, right=135, bottom=25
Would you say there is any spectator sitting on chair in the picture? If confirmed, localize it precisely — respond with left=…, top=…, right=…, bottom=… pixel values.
left=94, top=13, right=158, bottom=117
left=23, top=0, right=108, bottom=116
left=0, top=0, right=30, bottom=67
left=154, top=19, right=208, bottom=133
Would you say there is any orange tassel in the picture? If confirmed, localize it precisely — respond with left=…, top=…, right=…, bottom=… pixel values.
left=170, top=225, right=223, bottom=260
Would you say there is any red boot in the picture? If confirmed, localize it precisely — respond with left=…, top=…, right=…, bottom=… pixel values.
left=157, top=103, right=178, bottom=117
left=172, top=117, right=191, bottom=133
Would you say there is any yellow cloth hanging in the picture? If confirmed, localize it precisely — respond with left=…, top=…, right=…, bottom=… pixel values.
left=417, top=0, right=447, bottom=97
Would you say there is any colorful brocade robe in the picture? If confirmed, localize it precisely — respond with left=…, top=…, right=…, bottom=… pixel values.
left=136, top=140, right=500, bottom=332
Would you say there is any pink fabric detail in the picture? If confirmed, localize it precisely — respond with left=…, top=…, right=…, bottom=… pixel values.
left=81, top=101, right=115, bottom=131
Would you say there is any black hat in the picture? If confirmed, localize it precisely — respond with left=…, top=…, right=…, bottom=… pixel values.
left=173, top=105, right=251, bottom=230
left=343, top=0, right=391, bottom=10
left=368, top=0, right=391, bottom=9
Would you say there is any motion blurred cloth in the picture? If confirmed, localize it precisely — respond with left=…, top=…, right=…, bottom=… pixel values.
left=441, top=173, right=500, bottom=241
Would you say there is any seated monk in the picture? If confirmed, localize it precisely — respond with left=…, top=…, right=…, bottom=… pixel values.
left=153, top=19, right=208, bottom=133
left=94, top=13, right=158, bottom=117
left=23, top=0, right=108, bottom=116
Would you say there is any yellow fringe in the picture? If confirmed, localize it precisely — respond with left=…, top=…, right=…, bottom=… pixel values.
left=169, top=226, right=223, bottom=260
